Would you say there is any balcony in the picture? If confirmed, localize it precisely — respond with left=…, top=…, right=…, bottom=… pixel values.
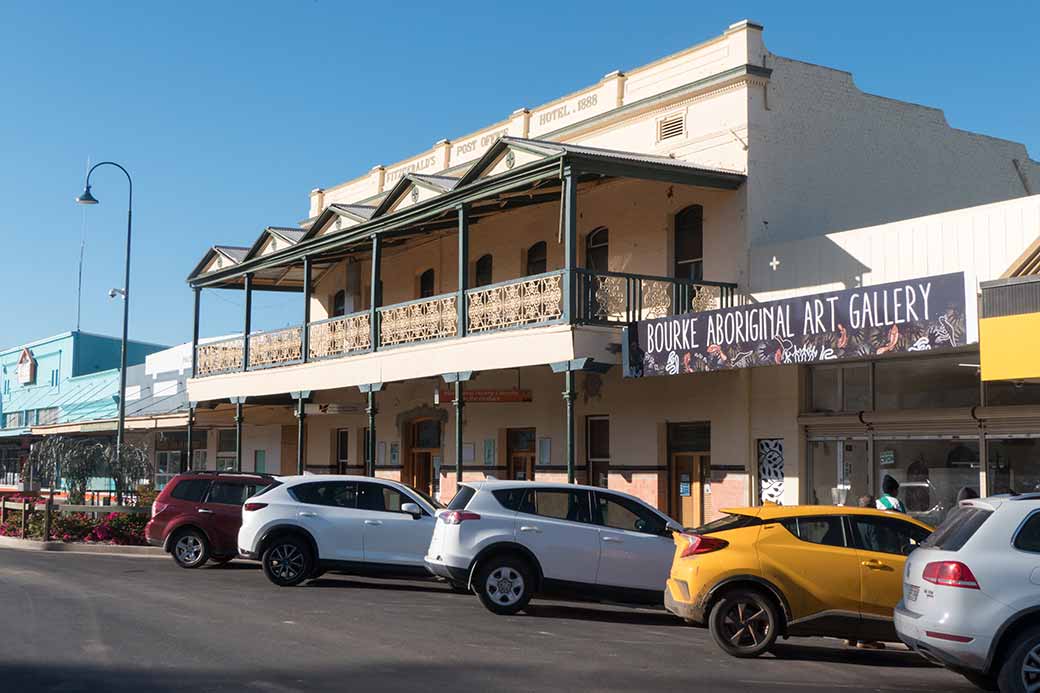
left=195, top=269, right=736, bottom=378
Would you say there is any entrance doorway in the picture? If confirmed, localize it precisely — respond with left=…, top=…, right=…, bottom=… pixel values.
left=506, top=428, right=536, bottom=480
left=671, top=452, right=709, bottom=528
left=406, top=418, right=442, bottom=497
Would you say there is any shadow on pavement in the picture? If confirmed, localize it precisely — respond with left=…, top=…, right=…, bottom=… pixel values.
left=304, top=576, right=450, bottom=593
left=520, top=603, right=683, bottom=627
left=768, top=641, right=937, bottom=668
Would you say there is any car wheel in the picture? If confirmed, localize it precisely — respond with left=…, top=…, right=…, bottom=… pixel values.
left=261, top=537, right=314, bottom=587
left=708, top=589, right=779, bottom=658
left=475, top=556, right=533, bottom=615
left=998, top=626, right=1040, bottom=693
left=960, top=671, right=998, bottom=691
left=171, top=529, right=209, bottom=569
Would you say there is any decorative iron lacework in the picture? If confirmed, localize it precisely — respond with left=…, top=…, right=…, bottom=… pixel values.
left=248, top=327, right=302, bottom=368
left=690, top=284, right=723, bottom=312
left=468, top=273, right=563, bottom=333
left=588, top=274, right=724, bottom=322
left=196, top=338, right=244, bottom=377
left=378, top=295, right=458, bottom=346
left=309, top=312, right=371, bottom=359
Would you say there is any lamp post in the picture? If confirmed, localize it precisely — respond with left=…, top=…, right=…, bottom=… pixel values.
left=76, top=162, right=133, bottom=464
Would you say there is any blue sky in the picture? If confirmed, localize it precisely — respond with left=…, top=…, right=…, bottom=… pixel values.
left=1, top=1, right=1037, bottom=350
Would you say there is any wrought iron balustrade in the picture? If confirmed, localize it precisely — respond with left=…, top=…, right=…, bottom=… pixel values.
left=575, top=269, right=737, bottom=324
left=466, top=270, right=565, bottom=334
left=247, top=326, right=303, bottom=369
left=308, top=311, right=371, bottom=360
left=378, top=293, right=458, bottom=347
left=195, top=336, right=245, bottom=377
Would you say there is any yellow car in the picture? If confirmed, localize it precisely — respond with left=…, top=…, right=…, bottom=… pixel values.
left=664, top=504, right=933, bottom=657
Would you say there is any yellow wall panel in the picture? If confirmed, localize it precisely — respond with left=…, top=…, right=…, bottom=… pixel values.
left=980, top=312, right=1040, bottom=381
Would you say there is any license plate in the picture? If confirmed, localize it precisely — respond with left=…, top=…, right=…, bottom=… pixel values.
left=907, top=584, right=920, bottom=602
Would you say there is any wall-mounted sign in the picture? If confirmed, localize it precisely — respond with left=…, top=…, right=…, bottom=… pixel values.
left=16, top=348, right=36, bottom=385
left=437, top=389, right=532, bottom=403
left=625, top=273, right=968, bottom=377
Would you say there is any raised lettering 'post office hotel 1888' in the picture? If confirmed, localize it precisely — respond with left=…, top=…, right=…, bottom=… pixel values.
left=185, top=20, right=1040, bottom=529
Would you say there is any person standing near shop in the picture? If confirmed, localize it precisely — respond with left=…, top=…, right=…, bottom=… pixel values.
left=876, top=475, right=906, bottom=512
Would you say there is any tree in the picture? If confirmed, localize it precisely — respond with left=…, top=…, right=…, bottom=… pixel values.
left=25, top=436, right=101, bottom=503
left=104, top=440, right=153, bottom=505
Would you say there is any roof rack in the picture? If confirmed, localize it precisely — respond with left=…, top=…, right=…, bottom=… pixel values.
left=187, top=470, right=278, bottom=479
left=1008, top=492, right=1040, bottom=501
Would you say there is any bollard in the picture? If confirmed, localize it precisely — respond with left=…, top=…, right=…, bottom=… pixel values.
left=20, top=500, right=28, bottom=538
left=1, top=497, right=6, bottom=525
left=43, top=497, right=52, bottom=542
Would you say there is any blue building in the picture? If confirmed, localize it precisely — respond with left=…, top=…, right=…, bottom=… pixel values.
left=0, top=331, right=167, bottom=482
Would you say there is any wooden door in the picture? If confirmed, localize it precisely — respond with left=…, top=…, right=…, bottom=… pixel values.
left=672, top=453, right=708, bottom=528
left=411, top=451, right=432, bottom=495
left=506, top=428, right=536, bottom=481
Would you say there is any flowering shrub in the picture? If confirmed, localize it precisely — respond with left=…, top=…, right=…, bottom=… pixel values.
left=2, top=509, right=147, bottom=545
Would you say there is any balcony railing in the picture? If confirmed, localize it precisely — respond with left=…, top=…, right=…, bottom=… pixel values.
left=309, top=311, right=371, bottom=360
left=194, top=270, right=737, bottom=376
left=575, top=269, right=736, bottom=324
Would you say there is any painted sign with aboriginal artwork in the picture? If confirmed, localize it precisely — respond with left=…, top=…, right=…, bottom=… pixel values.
left=624, top=273, right=968, bottom=377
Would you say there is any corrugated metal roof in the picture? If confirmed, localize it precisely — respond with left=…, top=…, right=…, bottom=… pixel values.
left=411, top=173, right=461, bottom=191
left=500, top=136, right=745, bottom=176
left=214, top=246, right=249, bottom=262
left=330, top=203, right=377, bottom=220
left=268, top=227, right=305, bottom=243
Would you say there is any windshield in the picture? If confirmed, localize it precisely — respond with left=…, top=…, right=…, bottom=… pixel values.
left=407, top=485, right=444, bottom=510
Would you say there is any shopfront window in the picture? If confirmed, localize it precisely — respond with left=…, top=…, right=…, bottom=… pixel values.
left=807, top=439, right=870, bottom=506
left=875, top=355, right=979, bottom=410
left=988, top=438, right=1040, bottom=495
left=809, top=364, right=871, bottom=413
left=985, top=380, right=1040, bottom=407
left=876, top=439, right=979, bottom=527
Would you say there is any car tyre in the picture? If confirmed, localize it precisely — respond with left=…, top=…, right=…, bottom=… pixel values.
left=708, top=588, right=779, bottom=658
left=261, top=536, right=314, bottom=587
left=998, top=626, right=1040, bottom=693
left=475, top=555, right=533, bottom=615
left=171, top=529, right=210, bottom=569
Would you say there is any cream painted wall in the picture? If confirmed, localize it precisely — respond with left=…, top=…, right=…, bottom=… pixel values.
left=193, top=424, right=282, bottom=474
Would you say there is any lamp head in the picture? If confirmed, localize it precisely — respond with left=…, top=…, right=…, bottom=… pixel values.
left=76, top=185, right=99, bottom=205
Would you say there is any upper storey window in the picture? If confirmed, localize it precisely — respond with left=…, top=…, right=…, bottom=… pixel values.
left=419, top=269, right=435, bottom=298
left=526, top=241, right=547, bottom=276
left=674, top=205, right=703, bottom=282
left=586, top=227, right=608, bottom=272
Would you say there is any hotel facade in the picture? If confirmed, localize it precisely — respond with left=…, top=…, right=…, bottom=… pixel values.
left=185, top=20, right=1040, bottom=528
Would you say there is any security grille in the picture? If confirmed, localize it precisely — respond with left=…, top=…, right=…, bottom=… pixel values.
left=658, top=114, right=684, bottom=141
left=981, top=276, right=1040, bottom=318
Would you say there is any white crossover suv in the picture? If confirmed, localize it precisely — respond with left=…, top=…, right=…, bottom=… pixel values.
left=895, top=494, right=1040, bottom=692
left=425, top=480, right=682, bottom=614
left=238, top=475, right=442, bottom=586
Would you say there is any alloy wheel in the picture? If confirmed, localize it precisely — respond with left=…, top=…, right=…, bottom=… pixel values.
left=1021, top=642, right=1040, bottom=692
left=720, top=600, right=771, bottom=649
left=269, top=544, right=305, bottom=582
left=174, top=535, right=202, bottom=565
left=485, top=566, right=525, bottom=606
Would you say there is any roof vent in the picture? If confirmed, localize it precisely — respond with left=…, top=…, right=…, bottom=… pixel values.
left=658, top=114, right=684, bottom=141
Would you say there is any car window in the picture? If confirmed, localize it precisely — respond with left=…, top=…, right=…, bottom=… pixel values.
left=170, top=478, right=210, bottom=503
left=447, top=486, right=476, bottom=510
left=850, top=515, right=930, bottom=556
left=1014, top=512, right=1040, bottom=553
left=251, top=481, right=280, bottom=497
left=922, top=506, right=991, bottom=551
left=492, top=488, right=528, bottom=511
left=594, top=492, right=666, bottom=535
left=779, top=515, right=846, bottom=548
left=695, top=512, right=761, bottom=534
left=206, top=482, right=249, bottom=506
left=520, top=488, right=592, bottom=524
left=357, top=482, right=411, bottom=513
left=289, top=481, right=358, bottom=508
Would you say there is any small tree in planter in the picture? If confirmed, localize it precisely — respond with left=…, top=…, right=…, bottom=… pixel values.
left=104, top=441, right=153, bottom=506
left=25, top=436, right=102, bottom=505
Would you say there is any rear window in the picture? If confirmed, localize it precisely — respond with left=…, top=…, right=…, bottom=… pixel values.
left=169, top=478, right=210, bottom=502
left=695, top=513, right=760, bottom=534
left=251, top=481, right=281, bottom=497
left=921, top=506, right=992, bottom=551
left=448, top=485, right=477, bottom=510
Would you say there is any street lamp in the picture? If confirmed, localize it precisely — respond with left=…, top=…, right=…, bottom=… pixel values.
left=76, top=162, right=133, bottom=469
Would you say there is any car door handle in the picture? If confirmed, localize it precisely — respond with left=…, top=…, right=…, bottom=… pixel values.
left=197, top=509, right=213, bottom=514
left=519, top=526, right=541, bottom=533
left=364, top=520, right=383, bottom=526
left=298, top=511, right=318, bottom=518
left=861, top=559, right=889, bottom=570
left=603, top=536, right=623, bottom=543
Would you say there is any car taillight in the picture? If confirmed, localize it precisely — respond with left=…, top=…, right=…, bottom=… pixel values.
left=243, top=502, right=268, bottom=512
left=151, top=501, right=168, bottom=518
left=440, top=510, right=480, bottom=525
left=679, top=532, right=729, bottom=558
left=922, top=561, right=980, bottom=589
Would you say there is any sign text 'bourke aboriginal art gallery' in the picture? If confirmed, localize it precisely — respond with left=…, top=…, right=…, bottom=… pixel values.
left=182, top=19, right=1040, bottom=529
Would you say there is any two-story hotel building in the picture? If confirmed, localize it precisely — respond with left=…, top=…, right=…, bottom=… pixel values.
left=184, top=20, right=1040, bottom=527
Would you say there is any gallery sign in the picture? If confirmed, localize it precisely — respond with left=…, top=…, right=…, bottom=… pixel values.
left=624, top=272, right=969, bottom=378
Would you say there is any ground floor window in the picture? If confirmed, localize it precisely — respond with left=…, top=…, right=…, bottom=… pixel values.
left=216, top=429, right=236, bottom=471
left=877, top=439, right=979, bottom=526
left=988, top=438, right=1040, bottom=495
left=155, top=451, right=182, bottom=489
left=807, top=439, right=870, bottom=506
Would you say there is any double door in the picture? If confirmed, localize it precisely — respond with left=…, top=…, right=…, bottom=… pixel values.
left=507, top=428, right=536, bottom=481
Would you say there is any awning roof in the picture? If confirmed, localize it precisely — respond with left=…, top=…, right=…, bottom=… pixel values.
left=189, top=137, right=746, bottom=289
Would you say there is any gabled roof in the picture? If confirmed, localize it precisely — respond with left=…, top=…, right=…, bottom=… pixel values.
left=372, top=172, right=463, bottom=217
left=329, top=204, right=377, bottom=221
left=243, top=226, right=307, bottom=262
left=188, top=246, right=249, bottom=280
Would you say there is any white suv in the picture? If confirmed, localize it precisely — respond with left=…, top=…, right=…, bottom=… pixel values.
left=238, top=475, right=442, bottom=586
left=895, top=494, right=1040, bottom=691
left=425, top=480, right=682, bottom=614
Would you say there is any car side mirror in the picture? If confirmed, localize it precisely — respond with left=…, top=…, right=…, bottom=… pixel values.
left=401, top=502, right=422, bottom=519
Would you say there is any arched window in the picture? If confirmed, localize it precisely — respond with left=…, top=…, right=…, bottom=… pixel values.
left=332, top=290, right=346, bottom=317
left=585, top=227, right=608, bottom=272
left=674, top=205, right=703, bottom=281
left=475, top=254, right=493, bottom=287
left=526, top=241, right=547, bottom=276
left=419, top=269, right=435, bottom=298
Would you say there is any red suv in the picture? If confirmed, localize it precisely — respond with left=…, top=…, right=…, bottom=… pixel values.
left=146, top=472, right=277, bottom=568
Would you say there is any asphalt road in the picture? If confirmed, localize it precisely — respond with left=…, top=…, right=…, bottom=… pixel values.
left=0, top=548, right=973, bottom=692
